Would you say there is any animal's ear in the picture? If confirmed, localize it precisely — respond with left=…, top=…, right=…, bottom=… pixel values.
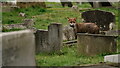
left=73, top=17, right=77, bottom=21
left=74, top=17, right=77, bottom=20
left=67, top=17, right=70, bottom=20
left=67, top=17, right=69, bottom=19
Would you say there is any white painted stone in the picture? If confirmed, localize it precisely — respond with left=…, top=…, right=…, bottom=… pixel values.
left=104, top=54, right=120, bottom=63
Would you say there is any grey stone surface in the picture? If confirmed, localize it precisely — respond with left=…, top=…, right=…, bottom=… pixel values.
left=35, top=23, right=63, bottom=53
left=2, top=19, right=35, bottom=30
left=104, top=54, right=120, bottom=63
left=60, top=0, right=73, bottom=7
left=105, top=30, right=120, bottom=36
left=77, top=33, right=117, bottom=56
left=93, top=1, right=102, bottom=8
left=35, top=29, right=50, bottom=53
left=81, top=10, right=115, bottom=31
left=63, top=25, right=75, bottom=41
left=1, top=30, right=36, bottom=66
left=48, top=23, right=63, bottom=53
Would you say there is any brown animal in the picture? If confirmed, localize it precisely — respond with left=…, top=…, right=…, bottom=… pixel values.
left=67, top=17, right=100, bottom=34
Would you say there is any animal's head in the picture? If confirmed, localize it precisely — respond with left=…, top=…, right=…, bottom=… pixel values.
left=67, top=17, right=77, bottom=27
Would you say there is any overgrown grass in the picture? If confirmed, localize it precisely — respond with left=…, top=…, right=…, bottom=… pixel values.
left=36, top=45, right=104, bottom=66
left=2, top=2, right=120, bottom=66
left=2, top=6, right=47, bottom=24
left=2, top=3, right=119, bottom=30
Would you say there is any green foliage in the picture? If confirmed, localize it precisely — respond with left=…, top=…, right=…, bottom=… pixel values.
left=2, top=2, right=120, bottom=66
left=36, top=45, right=104, bottom=66
left=2, top=28, right=23, bottom=32
left=78, top=3, right=92, bottom=8
left=2, top=3, right=119, bottom=30
left=2, top=6, right=47, bottom=25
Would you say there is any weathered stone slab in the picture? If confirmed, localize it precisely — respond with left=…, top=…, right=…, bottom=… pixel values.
left=48, top=23, right=63, bottom=53
left=104, top=54, right=120, bottom=63
left=93, top=1, right=102, bottom=8
left=105, top=30, right=120, bottom=36
left=63, top=25, right=75, bottom=41
left=35, top=23, right=63, bottom=53
left=60, top=0, right=73, bottom=7
left=2, top=19, right=35, bottom=31
left=1, top=30, right=36, bottom=66
left=77, top=33, right=117, bottom=56
left=35, top=29, right=50, bottom=53
left=81, top=10, right=115, bottom=31
left=89, top=2, right=112, bottom=8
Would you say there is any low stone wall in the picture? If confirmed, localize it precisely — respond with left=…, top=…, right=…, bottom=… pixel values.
left=77, top=33, right=117, bottom=56
left=1, top=30, right=36, bottom=66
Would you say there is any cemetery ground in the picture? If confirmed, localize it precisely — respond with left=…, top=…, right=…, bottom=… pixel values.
left=2, top=3, right=120, bottom=66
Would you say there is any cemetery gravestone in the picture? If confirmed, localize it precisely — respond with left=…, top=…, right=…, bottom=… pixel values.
left=77, top=33, right=117, bottom=56
left=63, top=25, right=76, bottom=40
left=35, top=23, right=63, bottom=53
left=1, top=30, right=36, bottom=66
left=89, top=2, right=112, bottom=8
left=48, top=23, right=63, bottom=53
left=35, top=29, right=49, bottom=53
left=81, top=10, right=115, bottom=31
left=60, top=0, right=73, bottom=7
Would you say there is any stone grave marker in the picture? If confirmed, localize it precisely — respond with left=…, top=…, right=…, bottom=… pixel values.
left=81, top=10, right=115, bottom=31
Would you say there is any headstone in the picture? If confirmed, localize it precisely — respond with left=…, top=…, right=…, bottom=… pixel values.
left=60, top=0, right=73, bottom=7
left=93, top=1, right=102, bottom=8
left=35, top=29, right=49, bottom=53
left=35, top=23, right=63, bottom=53
left=89, top=2, right=112, bottom=8
left=63, top=25, right=76, bottom=40
left=81, top=10, right=115, bottom=31
left=104, top=54, right=120, bottom=63
left=48, top=23, right=63, bottom=53
left=1, top=30, right=36, bottom=66
left=77, top=33, right=117, bottom=56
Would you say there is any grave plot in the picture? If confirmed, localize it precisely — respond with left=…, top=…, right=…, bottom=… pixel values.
left=77, top=33, right=117, bottom=56
left=81, top=10, right=115, bottom=31
left=35, top=23, right=63, bottom=53
left=76, top=10, right=118, bottom=56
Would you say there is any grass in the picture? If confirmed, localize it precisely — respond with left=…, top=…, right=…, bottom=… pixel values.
left=2, top=2, right=120, bottom=66
left=2, top=3, right=120, bottom=30
left=36, top=45, right=104, bottom=66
